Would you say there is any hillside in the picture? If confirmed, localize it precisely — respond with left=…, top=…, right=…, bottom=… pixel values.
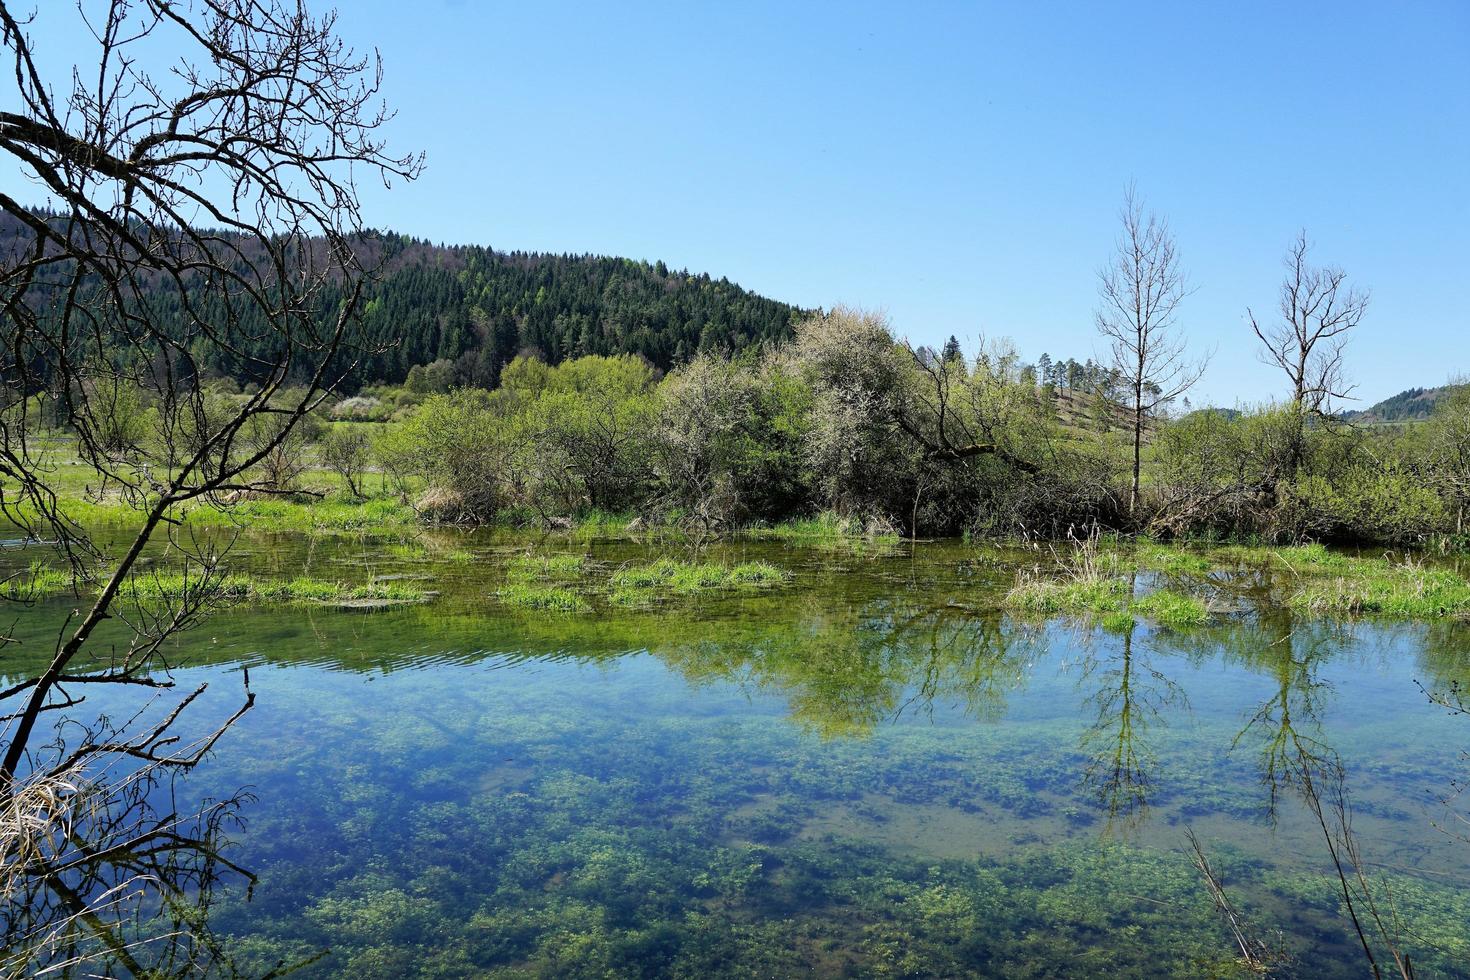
left=1342, top=385, right=1463, bottom=423
left=0, top=209, right=807, bottom=389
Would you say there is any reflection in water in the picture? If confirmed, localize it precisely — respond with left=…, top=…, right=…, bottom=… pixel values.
left=1, top=536, right=1468, bottom=976
left=1231, top=612, right=1344, bottom=817
left=1078, top=619, right=1185, bottom=828
left=654, top=598, right=1029, bottom=738
left=0, top=761, right=263, bottom=977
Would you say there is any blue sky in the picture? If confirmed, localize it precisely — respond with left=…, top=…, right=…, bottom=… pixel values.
left=13, top=1, right=1470, bottom=406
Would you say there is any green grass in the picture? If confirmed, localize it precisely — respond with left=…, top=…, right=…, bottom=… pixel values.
left=1, top=562, right=76, bottom=602
left=1006, top=575, right=1131, bottom=617
left=506, top=553, right=588, bottom=582
left=495, top=583, right=591, bottom=612
left=113, top=572, right=429, bottom=607
left=4, top=484, right=418, bottom=537
left=1006, top=575, right=1209, bottom=629
left=1269, top=542, right=1357, bottom=573
left=1289, top=561, right=1470, bottom=618
left=569, top=511, right=636, bottom=539
left=749, top=512, right=901, bottom=546
left=608, top=559, right=788, bottom=602
left=754, top=513, right=857, bottom=540
left=1128, top=541, right=1214, bottom=576
left=1129, top=589, right=1210, bottom=627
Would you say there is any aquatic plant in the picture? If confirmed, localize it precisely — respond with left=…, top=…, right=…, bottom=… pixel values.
left=1007, top=572, right=1208, bottom=629
left=496, top=583, right=591, bottom=612
left=1129, top=540, right=1214, bottom=576
left=1130, top=589, right=1211, bottom=627
left=0, top=562, right=74, bottom=602
left=608, top=559, right=788, bottom=604
left=506, top=553, right=589, bottom=582
left=114, top=573, right=429, bottom=607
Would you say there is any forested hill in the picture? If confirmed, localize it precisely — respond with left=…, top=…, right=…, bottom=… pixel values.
left=0, top=209, right=806, bottom=389
left=1342, top=385, right=1462, bottom=423
left=345, top=234, right=806, bottom=387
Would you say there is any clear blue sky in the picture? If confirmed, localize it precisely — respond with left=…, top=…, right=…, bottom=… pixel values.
left=17, top=1, right=1470, bottom=407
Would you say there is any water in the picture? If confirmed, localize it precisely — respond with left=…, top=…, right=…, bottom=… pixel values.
left=3, top=534, right=1468, bottom=977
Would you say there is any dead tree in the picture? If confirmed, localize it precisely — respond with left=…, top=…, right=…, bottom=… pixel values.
left=0, top=0, right=419, bottom=968
left=1248, top=231, right=1369, bottom=480
left=1095, top=186, right=1205, bottom=517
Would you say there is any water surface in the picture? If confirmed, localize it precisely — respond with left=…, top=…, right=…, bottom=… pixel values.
left=4, top=535, right=1468, bottom=977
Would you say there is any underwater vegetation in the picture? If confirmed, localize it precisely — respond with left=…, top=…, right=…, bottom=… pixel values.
left=5, top=531, right=1469, bottom=978
left=186, top=636, right=1470, bottom=980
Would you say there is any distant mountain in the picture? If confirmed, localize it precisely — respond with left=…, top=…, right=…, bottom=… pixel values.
left=1, top=208, right=808, bottom=389
left=1342, top=385, right=1463, bottom=423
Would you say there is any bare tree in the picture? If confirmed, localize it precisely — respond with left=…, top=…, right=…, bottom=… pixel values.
left=0, top=0, right=419, bottom=968
left=1248, top=231, right=1370, bottom=478
left=320, top=423, right=372, bottom=498
left=1095, top=186, right=1206, bottom=517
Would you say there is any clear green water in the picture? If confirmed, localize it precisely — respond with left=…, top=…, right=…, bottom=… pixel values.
left=4, top=534, right=1468, bottom=977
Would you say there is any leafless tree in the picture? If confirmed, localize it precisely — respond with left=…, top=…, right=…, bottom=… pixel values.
left=321, top=424, right=372, bottom=498
left=1095, top=186, right=1206, bottom=516
left=1248, top=231, right=1370, bottom=477
left=0, top=0, right=419, bottom=969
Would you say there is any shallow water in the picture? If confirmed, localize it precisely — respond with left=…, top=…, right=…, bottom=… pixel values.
left=4, top=534, right=1468, bottom=977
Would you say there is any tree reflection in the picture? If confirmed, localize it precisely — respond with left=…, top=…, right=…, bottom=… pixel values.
left=652, top=596, right=1029, bottom=737
left=1076, top=616, right=1187, bottom=829
left=1230, top=612, right=1343, bottom=816
left=0, top=758, right=267, bottom=977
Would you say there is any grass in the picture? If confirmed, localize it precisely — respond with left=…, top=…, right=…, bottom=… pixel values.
left=1129, top=589, right=1211, bottom=627
left=608, top=559, right=787, bottom=603
left=749, top=512, right=901, bottom=547
left=495, top=583, right=591, bottom=612
left=17, top=494, right=417, bottom=536
left=1128, top=540, right=1214, bottom=576
left=1031, top=538, right=1470, bottom=622
left=569, top=511, right=636, bottom=539
left=1006, top=575, right=1131, bottom=617
left=1289, top=560, right=1470, bottom=618
left=1, top=562, right=75, bottom=602
left=113, top=572, right=430, bottom=607
left=1006, top=574, right=1208, bottom=629
left=754, top=513, right=857, bottom=540
left=506, top=553, right=589, bottom=582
